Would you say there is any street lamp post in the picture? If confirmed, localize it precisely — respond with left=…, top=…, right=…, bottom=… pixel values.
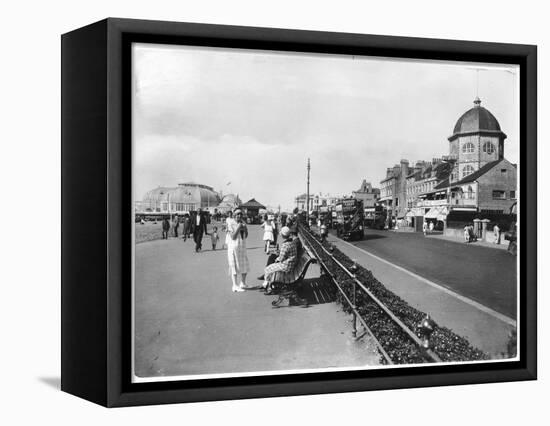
left=306, top=158, right=310, bottom=225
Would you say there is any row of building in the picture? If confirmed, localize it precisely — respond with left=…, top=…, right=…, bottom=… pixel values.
left=378, top=97, right=517, bottom=228
left=294, top=181, right=380, bottom=212
left=293, top=97, right=517, bottom=233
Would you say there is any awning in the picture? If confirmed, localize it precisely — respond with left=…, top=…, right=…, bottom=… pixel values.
left=405, top=210, right=415, bottom=217
left=436, top=206, right=449, bottom=221
left=425, top=206, right=449, bottom=220
left=424, top=208, right=439, bottom=219
left=452, top=207, right=477, bottom=212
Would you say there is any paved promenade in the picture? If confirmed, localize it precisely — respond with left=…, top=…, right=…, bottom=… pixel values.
left=134, top=224, right=379, bottom=379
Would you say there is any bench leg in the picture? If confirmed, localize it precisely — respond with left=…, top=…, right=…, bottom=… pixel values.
left=289, top=292, right=309, bottom=307
left=272, top=295, right=286, bottom=307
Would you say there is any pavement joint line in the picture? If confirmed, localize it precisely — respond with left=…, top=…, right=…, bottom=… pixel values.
left=333, top=237, right=517, bottom=328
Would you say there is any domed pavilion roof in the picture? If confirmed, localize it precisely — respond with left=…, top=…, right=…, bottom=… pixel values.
left=449, top=97, right=506, bottom=141
left=142, top=182, right=220, bottom=207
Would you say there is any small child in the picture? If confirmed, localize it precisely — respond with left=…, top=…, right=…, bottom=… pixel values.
left=261, top=217, right=275, bottom=253
left=211, top=226, right=220, bottom=250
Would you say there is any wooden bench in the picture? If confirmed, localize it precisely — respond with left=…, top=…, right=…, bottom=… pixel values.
left=269, top=236, right=317, bottom=307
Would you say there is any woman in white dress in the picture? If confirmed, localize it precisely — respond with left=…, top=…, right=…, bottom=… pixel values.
left=261, top=215, right=274, bottom=253
left=226, top=209, right=250, bottom=292
left=224, top=211, right=234, bottom=249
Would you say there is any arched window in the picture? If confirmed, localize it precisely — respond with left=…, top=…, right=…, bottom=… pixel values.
left=482, top=141, right=495, bottom=154
left=462, top=165, right=475, bottom=179
left=462, top=142, right=475, bottom=153
left=467, top=185, right=474, bottom=199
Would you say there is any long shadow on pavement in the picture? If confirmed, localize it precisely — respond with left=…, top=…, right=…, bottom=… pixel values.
left=362, top=234, right=387, bottom=241
left=267, top=276, right=337, bottom=308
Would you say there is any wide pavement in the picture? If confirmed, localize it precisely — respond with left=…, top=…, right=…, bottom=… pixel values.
left=134, top=224, right=379, bottom=380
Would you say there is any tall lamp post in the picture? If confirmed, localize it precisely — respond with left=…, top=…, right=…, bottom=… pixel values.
left=306, top=158, right=311, bottom=224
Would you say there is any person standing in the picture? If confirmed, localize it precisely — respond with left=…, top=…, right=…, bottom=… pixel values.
left=192, top=208, right=208, bottom=252
left=261, top=215, right=274, bottom=253
left=271, top=215, right=278, bottom=246
left=429, top=221, right=434, bottom=233
left=182, top=214, right=191, bottom=241
left=162, top=217, right=170, bottom=240
left=467, top=223, right=476, bottom=242
left=227, top=209, right=250, bottom=292
left=506, top=222, right=517, bottom=255
left=172, top=214, right=180, bottom=238
left=422, top=220, right=428, bottom=236
left=223, top=211, right=235, bottom=249
left=493, top=223, right=501, bottom=244
left=211, top=226, right=220, bottom=250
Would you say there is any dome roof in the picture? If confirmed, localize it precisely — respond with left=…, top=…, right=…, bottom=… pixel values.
left=141, top=187, right=171, bottom=203
left=142, top=183, right=219, bottom=207
left=449, top=97, right=506, bottom=141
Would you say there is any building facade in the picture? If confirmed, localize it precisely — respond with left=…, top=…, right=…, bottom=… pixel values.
left=448, top=97, right=507, bottom=185
left=295, top=192, right=341, bottom=212
left=379, top=159, right=411, bottom=220
left=216, top=193, right=242, bottom=214
left=136, top=182, right=222, bottom=214
left=380, top=97, right=517, bottom=227
left=352, top=180, right=380, bottom=208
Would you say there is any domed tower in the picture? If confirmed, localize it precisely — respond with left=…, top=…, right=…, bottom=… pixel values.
left=448, top=97, right=507, bottom=183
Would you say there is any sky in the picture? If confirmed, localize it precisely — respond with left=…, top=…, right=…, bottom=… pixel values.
left=132, top=43, right=519, bottom=212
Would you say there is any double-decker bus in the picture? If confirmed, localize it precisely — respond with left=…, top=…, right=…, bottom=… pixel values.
left=364, top=204, right=387, bottom=230
left=334, top=198, right=364, bottom=240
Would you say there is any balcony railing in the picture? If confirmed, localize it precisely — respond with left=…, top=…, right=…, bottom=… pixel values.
left=451, top=198, right=477, bottom=206
left=415, top=199, right=448, bottom=207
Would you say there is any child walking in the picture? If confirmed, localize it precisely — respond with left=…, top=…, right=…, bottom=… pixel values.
left=211, top=226, right=220, bottom=250
left=261, top=215, right=274, bottom=253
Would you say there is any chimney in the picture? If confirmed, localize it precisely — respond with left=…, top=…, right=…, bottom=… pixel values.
left=400, top=159, right=409, bottom=175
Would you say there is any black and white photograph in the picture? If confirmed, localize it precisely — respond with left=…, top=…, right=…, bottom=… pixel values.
left=4, top=0, right=547, bottom=421
left=131, top=43, right=520, bottom=382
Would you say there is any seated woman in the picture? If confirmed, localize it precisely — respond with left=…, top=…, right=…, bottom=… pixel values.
left=261, top=226, right=298, bottom=292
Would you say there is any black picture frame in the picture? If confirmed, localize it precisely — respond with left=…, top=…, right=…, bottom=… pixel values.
left=61, top=17, right=537, bottom=407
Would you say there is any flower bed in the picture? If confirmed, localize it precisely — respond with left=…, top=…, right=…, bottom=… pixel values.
left=300, top=227, right=488, bottom=364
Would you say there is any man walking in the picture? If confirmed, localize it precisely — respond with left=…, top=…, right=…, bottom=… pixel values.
left=162, top=217, right=170, bottom=240
left=173, top=214, right=180, bottom=238
left=192, top=208, right=208, bottom=252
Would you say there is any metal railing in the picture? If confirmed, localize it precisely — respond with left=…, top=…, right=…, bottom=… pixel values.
left=298, top=225, right=442, bottom=364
